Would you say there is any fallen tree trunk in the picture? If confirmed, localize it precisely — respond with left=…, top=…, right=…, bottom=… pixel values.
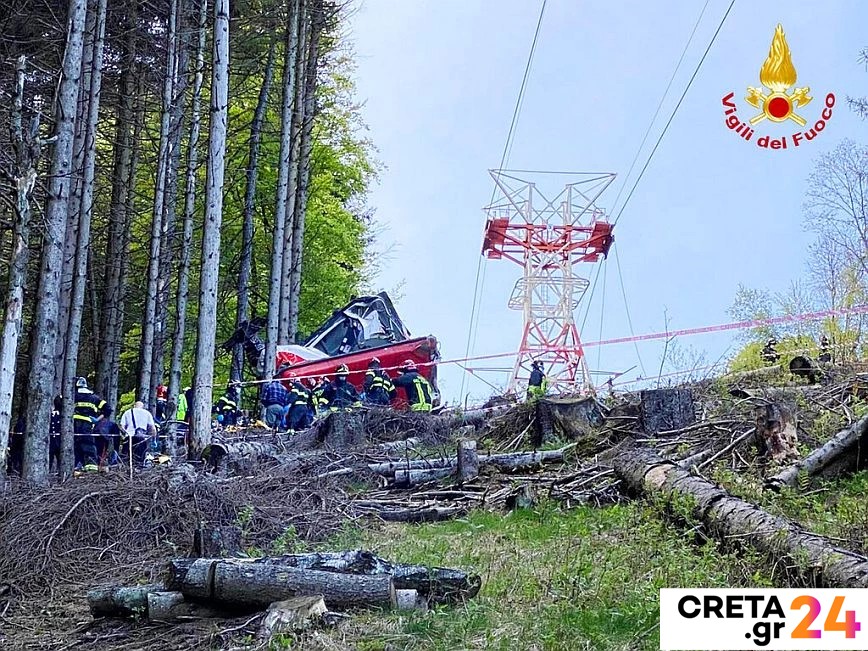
left=168, top=558, right=395, bottom=609
left=766, top=415, right=868, bottom=491
left=170, top=551, right=481, bottom=603
left=88, top=584, right=165, bottom=618
left=369, top=445, right=573, bottom=477
left=394, top=466, right=454, bottom=486
left=614, top=445, right=868, bottom=588
left=147, top=591, right=227, bottom=621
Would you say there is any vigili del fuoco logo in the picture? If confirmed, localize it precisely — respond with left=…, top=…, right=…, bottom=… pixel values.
left=722, top=24, right=835, bottom=150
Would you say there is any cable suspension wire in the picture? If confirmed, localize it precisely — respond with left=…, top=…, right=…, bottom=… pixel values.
left=608, top=0, right=711, bottom=216
left=460, top=0, right=548, bottom=399
left=596, top=257, right=608, bottom=372
left=612, top=0, right=736, bottom=227
left=614, top=242, right=647, bottom=377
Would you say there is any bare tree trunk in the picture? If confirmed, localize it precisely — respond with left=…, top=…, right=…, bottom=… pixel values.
left=231, top=40, right=276, bottom=388
left=61, top=0, right=108, bottom=477
left=96, top=10, right=138, bottom=403
left=264, top=0, right=301, bottom=379
left=278, top=0, right=307, bottom=343
left=139, top=0, right=179, bottom=405
left=55, top=2, right=96, bottom=396
left=107, top=88, right=145, bottom=410
left=168, top=0, right=207, bottom=433
left=0, top=57, right=42, bottom=478
left=191, top=0, right=230, bottom=456
left=287, top=0, right=324, bottom=342
left=23, top=0, right=88, bottom=486
left=150, top=16, right=191, bottom=411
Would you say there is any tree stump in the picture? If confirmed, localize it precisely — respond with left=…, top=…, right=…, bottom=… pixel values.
left=259, top=596, right=327, bottom=636
left=755, top=403, right=799, bottom=463
left=457, top=439, right=478, bottom=483
left=192, top=524, right=243, bottom=558
left=639, top=389, right=695, bottom=435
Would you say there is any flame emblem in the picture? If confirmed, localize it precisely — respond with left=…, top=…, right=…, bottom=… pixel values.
left=745, top=24, right=812, bottom=126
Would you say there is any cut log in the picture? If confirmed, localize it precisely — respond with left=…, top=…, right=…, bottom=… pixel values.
left=259, top=596, right=327, bottom=636
left=457, top=439, right=479, bottom=482
left=201, top=441, right=283, bottom=473
left=375, top=437, right=420, bottom=453
left=88, top=584, right=164, bottom=618
left=639, top=389, right=695, bottom=435
left=192, top=524, right=242, bottom=558
left=170, top=551, right=481, bottom=604
left=755, top=403, right=799, bottom=463
left=766, top=415, right=868, bottom=491
left=395, top=589, right=427, bottom=612
left=368, top=457, right=453, bottom=475
left=394, top=466, right=454, bottom=486
left=614, top=445, right=868, bottom=587
left=147, top=591, right=227, bottom=621
left=168, top=558, right=395, bottom=609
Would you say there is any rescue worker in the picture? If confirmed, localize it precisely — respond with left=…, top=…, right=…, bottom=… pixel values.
left=74, top=377, right=107, bottom=471
left=176, top=388, right=189, bottom=421
left=155, top=383, right=168, bottom=421
left=363, top=358, right=395, bottom=406
left=260, top=379, right=290, bottom=430
left=183, top=386, right=194, bottom=424
left=286, top=376, right=315, bottom=430
left=322, top=364, right=361, bottom=410
left=392, top=360, right=434, bottom=412
left=527, top=360, right=548, bottom=401
left=819, top=335, right=832, bottom=363
left=93, top=404, right=121, bottom=466
left=310, top=377, right=328, bottom=414
left=761, top=337, right=780, bottom=364
left=214, top=391, right=239, bottom=426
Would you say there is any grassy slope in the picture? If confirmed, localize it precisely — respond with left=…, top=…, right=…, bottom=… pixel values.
left=281, top=502, right=776, bottom=651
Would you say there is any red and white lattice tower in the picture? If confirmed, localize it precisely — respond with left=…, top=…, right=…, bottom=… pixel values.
left=481, top=170, right=616, bottom=394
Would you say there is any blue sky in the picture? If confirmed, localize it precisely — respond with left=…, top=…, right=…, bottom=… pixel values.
left=347, top=0, right=868, bottom=405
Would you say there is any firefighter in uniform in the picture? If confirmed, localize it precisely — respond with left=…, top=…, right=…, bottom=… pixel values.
left=323, top=364, right=361, bottom=410
left=286, top=376, right=315, bottom=430
left=527, top=360, right=548, bottom=401
left=392, top=360, right=434, bottom=412
left=311, top=376, right=329, bottom=414
left=819, top=335, right=832, bottom=363
left=363, top=357, right=395, bottom=406
left=761, top=338, right=780, bottom=364
left=214, top=392, right=239, bottom=426
left=74, top=377, right=107, bottom=471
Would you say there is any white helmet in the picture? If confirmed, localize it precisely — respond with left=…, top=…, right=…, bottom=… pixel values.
left=76, top=377, right=88, bottom=388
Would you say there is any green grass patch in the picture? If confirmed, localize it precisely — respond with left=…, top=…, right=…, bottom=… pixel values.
left=291, top=502, right=775, bottom=650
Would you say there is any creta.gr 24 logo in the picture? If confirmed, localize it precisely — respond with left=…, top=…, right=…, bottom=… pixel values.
left=660, top=589, right=864, bottom=650
left=722, top=24, right=835, bottom=150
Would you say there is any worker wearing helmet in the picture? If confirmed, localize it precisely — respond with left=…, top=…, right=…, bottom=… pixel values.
left=73, top=376, right=108, bottom=471
left=527, top=360, right=548, bottom=401
left=392, top=360, right=433, bottom=412
left=286, top=376, right=315, bottom=431
left=322, top=364, right=361, bottom=410
left=761, top=337, right=780, bottom=364
left=363, top=357, right=395, bottom=407
left=310, top=376, right=329, bottom=414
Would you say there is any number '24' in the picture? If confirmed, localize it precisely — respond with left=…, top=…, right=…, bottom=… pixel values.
left=791, top=596, right=861, bottom=639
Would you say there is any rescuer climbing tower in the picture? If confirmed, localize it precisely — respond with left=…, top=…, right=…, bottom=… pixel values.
left=481, top=170, right=616, bottom=394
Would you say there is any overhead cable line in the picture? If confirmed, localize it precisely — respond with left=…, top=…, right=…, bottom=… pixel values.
left=460, top=0, right=548, bottom=399
left=612, top=0, right=736, bottom=227
left=608, top=0, right=711, bottom=216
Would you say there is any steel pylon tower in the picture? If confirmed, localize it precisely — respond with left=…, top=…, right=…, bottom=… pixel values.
left=481, top=170, right=616, bottom=395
